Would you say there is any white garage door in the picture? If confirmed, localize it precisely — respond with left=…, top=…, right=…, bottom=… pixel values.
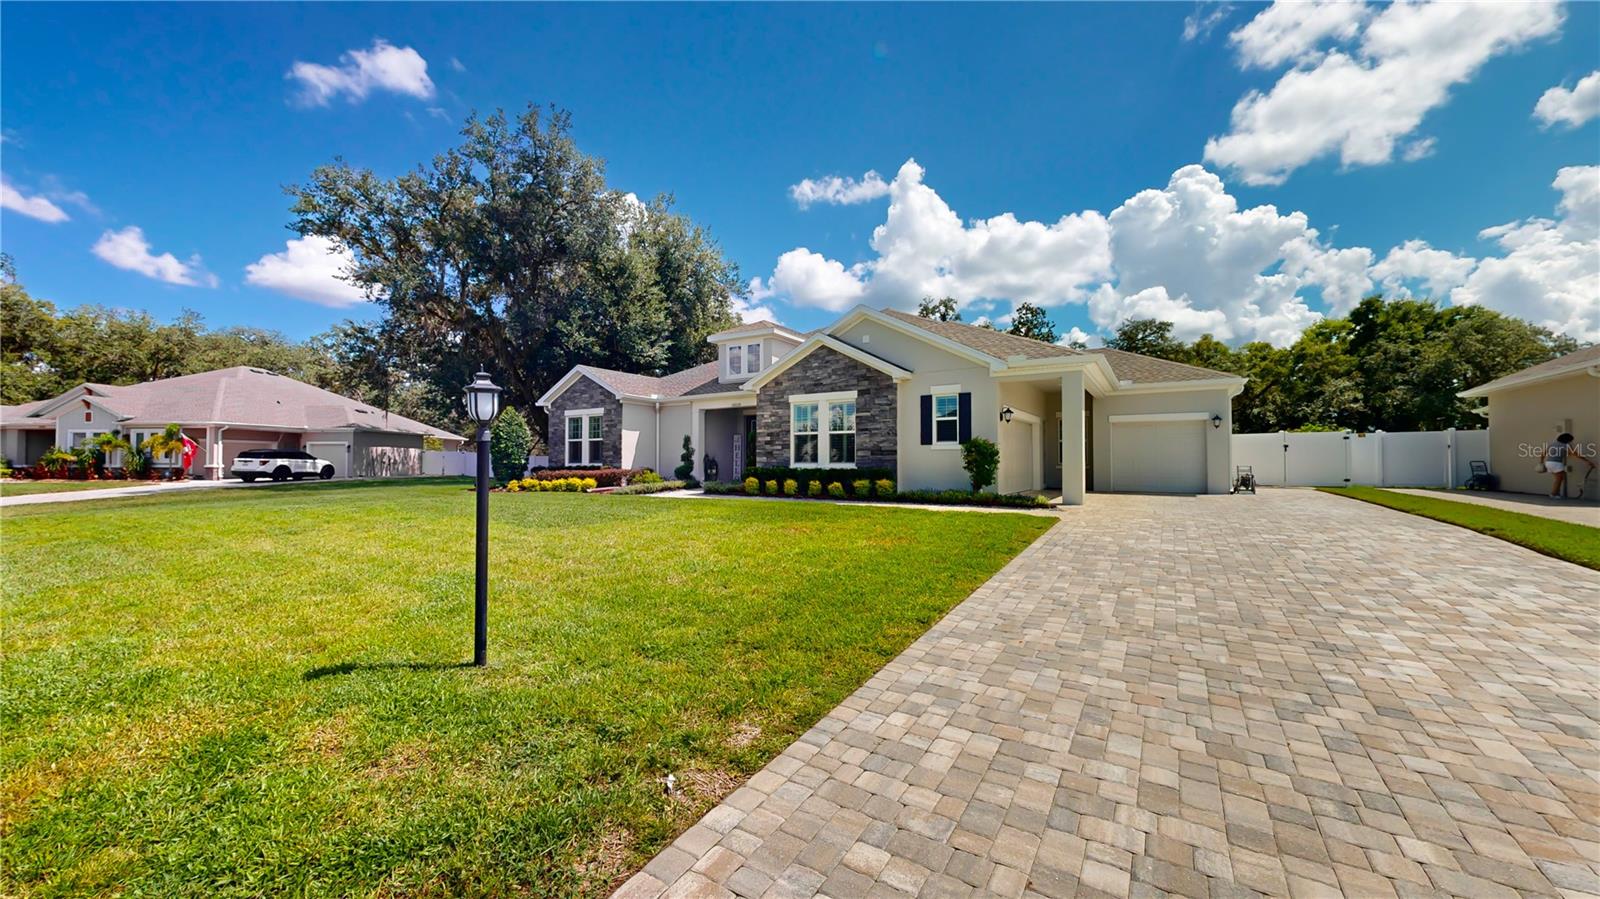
left=1111, top=421, right=1207, bottom=494
left=304, top=441, right=350, bottom=479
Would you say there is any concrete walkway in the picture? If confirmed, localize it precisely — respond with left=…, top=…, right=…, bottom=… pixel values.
left=0, top=478, right=280, bottom=508
left=647, top=489, right=1063, bottom=517
left=1386, top=488, right=1600, bottom=528
left=618, top=490, right=1599, bottom=899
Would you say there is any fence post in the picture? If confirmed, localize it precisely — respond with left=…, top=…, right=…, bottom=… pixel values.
left=1280, top=430, right=1289, bottom=485
left=1446, top=428, right=1456, bottom=489
left=1343, top=430, right=1352, bottom=486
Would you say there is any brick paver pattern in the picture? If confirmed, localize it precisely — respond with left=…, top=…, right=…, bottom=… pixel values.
left=617, top=489, right=1600, bottom=899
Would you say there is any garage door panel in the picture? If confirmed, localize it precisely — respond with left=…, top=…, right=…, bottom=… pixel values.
left=1111, top=421, right=1206, bottom=494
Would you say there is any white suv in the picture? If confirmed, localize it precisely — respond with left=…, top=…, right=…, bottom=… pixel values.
left=232, top=449, right=336, bottom=482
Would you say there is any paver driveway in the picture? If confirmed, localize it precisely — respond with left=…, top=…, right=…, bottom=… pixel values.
left=619, top=489, right=1599, bottom=899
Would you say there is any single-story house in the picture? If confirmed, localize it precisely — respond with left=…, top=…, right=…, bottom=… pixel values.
left=536, top=306, right=1245, bottom=504
left=1458, top=344, right=1600, bottom=498
left=0, top=366, right=465, bottom=479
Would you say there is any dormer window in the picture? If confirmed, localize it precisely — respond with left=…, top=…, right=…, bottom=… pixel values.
left=745, top=343, right=761, bottom=373
left=729, top=345, right=743, bottom=375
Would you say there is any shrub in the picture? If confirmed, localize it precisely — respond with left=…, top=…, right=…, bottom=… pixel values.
left=828, top=482, right=846, bottom=498
left=506, top=480, right=522, bottom=493
left=633, top=469, right=663, bottom=484
left=674, top=435, right=695, bottom=482
left=610, top=479, right=686, bottom=495
left=891, top=489, right=1050, bottom=508
left=744, top=476, right=760, bottom=495
left=807, top=480, right=822, bottom=497
left=782, top=478, right=798, bottom=496
left=580, top=477, right=598, bottom=491
left=520, top=477, right=537, bottom=489
left=535, top=468, right=640, bottom=487
left=960, top=437, right=1000, bottom=493
left=703, top=480, right=742, bottom=495
left=747, top=465, right=893, bottom=485
left=765, top=479, right=779, bottom=496
left=490, top=407, right=533, bottom=484
left=851, top=479, right=871, bottom=498
left=875, top=478, right=895, bottom=497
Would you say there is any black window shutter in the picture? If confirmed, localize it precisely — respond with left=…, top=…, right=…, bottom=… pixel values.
left=958, top=392, right=972, bottom=443
left=919, top=394, right=933, bottom=445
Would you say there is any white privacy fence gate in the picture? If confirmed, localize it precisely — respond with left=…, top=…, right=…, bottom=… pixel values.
left=421, top=451, right=549, bottom=477
left=1232, top=429, right=1491, bottom=488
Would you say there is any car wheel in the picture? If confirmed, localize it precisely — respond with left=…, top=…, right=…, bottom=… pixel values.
left=319, top=466, right=335, bottom=480
left=240, top=475, right=257, bottom=483
left=272, top=466, right=291, bottom=482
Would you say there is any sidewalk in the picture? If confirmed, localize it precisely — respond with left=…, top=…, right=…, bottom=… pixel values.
left=0, top=478, right=273, bottom=509
left=645, top=488, right=1064, bottom=517
left=1385, top=487, right=1600, bottom=527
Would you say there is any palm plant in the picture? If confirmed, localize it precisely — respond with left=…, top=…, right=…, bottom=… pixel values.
left=89, top=432, right=132, bottom=478
left=141, top=424, right=187, bottom=479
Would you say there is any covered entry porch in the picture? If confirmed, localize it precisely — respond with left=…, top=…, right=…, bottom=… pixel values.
left=995, top=370, right=1092, bottom=504
left=692, top=402, right=758, bottom=483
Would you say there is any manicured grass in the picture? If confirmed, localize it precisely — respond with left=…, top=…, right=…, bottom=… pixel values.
left=1318, top=486, right=1600, bottom=570
left=1, top=479, right=1053, bottom=897
left=0, top=479, right=147, bottom=496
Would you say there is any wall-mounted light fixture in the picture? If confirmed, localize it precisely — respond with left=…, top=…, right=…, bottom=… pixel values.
left=1000, top=405, right=1014, bottom=424
left=1211, top=414, right=1223, bottom=429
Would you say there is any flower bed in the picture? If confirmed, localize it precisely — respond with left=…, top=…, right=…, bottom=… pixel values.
left=608, top=480, right=686, bottom=495
left=699, top=478, right=1050, bottom=509
left=530, top=467, right=644, bottom=487
left=505, top=476, right=597, bottom=493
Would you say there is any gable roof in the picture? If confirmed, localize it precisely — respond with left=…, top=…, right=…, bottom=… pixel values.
left=880, top=309, right=1083, bottom=361
left=10, top=367, right=464, bottom=440
left=1458, top=345, right=1600, bottom=398
left=0, top=399, right=53, bottom=429
left=743, top=334, right=913, bottom=392
left=1086, top=348, right=1240, bottom=384
left=539, top=362, right=721, bottom=405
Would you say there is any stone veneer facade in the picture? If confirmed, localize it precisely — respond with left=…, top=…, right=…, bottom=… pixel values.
left=755, top=346, right=897, bottom=473
left=547, top=375, right=622, bottom=468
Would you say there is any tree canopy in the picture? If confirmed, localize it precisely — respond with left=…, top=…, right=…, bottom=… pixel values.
left=1107, top=296, right=1581, bottom=432
left=287, top=105, right=744, bottom=439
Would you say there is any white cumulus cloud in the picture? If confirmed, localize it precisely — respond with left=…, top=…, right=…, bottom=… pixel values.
left=92, top=226, right=216, bottom=287
left=1534, top=70, right=1600, bottom=129
left=1369, top=239, right=1476, bottom=298
left=288, top=39, right=436, bottom=106
left=789, top=171, right=892, bottom=208
left=1, top=177, right=69, bottom=223
left=1453, top=166, right=1600, bottom=341
left=244, top=235, right=371, bottom=307
left=1206, top=0, right=1564, bottom=185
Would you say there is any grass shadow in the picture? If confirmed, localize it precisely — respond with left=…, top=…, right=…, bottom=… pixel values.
left=303, top=660, right=476, bottom=680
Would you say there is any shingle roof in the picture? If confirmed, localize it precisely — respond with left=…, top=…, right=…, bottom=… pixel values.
left=881, top=309, right=1082, bottom=361
left=579, top=362, right=722, bottom=398
left=1459, top=345, right=1600, bottom=397
left=1085, top=348, right=1239, bottom=384
left=0, top=399, right=54, bottom=428
left=9, top=367, right=465, bottom=440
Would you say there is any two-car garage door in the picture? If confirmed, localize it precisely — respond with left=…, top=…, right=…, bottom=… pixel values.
left=1109, top=420, right=1207, bottom=494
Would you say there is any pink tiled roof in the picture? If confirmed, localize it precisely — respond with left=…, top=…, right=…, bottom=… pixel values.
left=12, top=367, right=464, bottom=440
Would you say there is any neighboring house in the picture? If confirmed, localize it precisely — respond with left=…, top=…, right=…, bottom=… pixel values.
left=536, top=307, right=1245, bottom=503
left=1458, top=345, right=1600, bottom=498
left=0, top=366, right=465, bottom=479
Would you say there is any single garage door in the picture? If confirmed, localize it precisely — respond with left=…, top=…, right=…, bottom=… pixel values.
left=304, top=441, right=350, bottom=479
left=1110, top=420, right=1207, bottom=494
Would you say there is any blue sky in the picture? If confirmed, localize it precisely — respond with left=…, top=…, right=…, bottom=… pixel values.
left=3, top=2, right=1597, bottom=347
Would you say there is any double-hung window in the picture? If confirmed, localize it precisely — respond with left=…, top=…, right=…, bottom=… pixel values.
left=791, top=391, right=857, bottom=467
left=933, top=392, right=960, bottom=444
left=745, top=343, right=761, bottom=374
left=565, top=409, right=604, bottom=466
left=728, top=345, right=743, bottom=376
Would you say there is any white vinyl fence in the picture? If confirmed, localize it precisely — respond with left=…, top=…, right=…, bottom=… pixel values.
left=421, top=451, right=549, bottom=477
left=1232, top=429, right=1491, bottom=488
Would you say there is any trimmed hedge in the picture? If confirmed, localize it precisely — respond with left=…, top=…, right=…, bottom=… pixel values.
left=533, top=468, right=644, bottom=487
left=609, top=480, right=686, bottom=495
left=695, top=478, right=1050, bottom=509
left=746, top=465, right=894, bottom=485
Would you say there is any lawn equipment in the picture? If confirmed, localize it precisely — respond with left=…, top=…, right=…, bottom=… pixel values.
left=1231, top=465, right=1256, bottom=495
left=1463, top=460, right=1498, bottom=491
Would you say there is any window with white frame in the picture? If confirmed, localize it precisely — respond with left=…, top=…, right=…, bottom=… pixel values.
left=564, top=410, right=604, bottom=466
left=745, top=343, right=761, bottom=373
left=791, top=392, right=857, bottom=467
left=728, top=345, right=743, bottom=375
left=792, top=402, right=818, bottom=464
left=828, top=400, right=856, bottom=464
left=933, top=392, right=960, bottom=444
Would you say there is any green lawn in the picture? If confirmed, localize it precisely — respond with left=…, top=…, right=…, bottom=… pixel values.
left=1318, top=486, right=1600, bottom=570
left=0, top=479, right=1053, bottom=897
left=0, top=479, right=147, bottom=496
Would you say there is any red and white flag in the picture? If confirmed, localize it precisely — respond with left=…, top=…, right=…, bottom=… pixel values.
left=180, top=435, right=199, bottom=470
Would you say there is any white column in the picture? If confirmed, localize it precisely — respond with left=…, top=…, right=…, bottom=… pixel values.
left=691, top=406, right=705, bottom=482
left=205, top=425, right=220, bottom=480
left=1061, top=371, right=1085, bottom=506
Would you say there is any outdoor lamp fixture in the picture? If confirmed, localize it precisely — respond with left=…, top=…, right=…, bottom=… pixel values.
left=464, top=369, right=503, bottom=667
left=1211, top=414, right=1223, bottom=429
left=1000, top=405, right=1015, bottom=424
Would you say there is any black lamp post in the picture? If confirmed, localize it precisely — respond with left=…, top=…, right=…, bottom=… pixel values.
left=464, top=370, right=503, bottom=667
